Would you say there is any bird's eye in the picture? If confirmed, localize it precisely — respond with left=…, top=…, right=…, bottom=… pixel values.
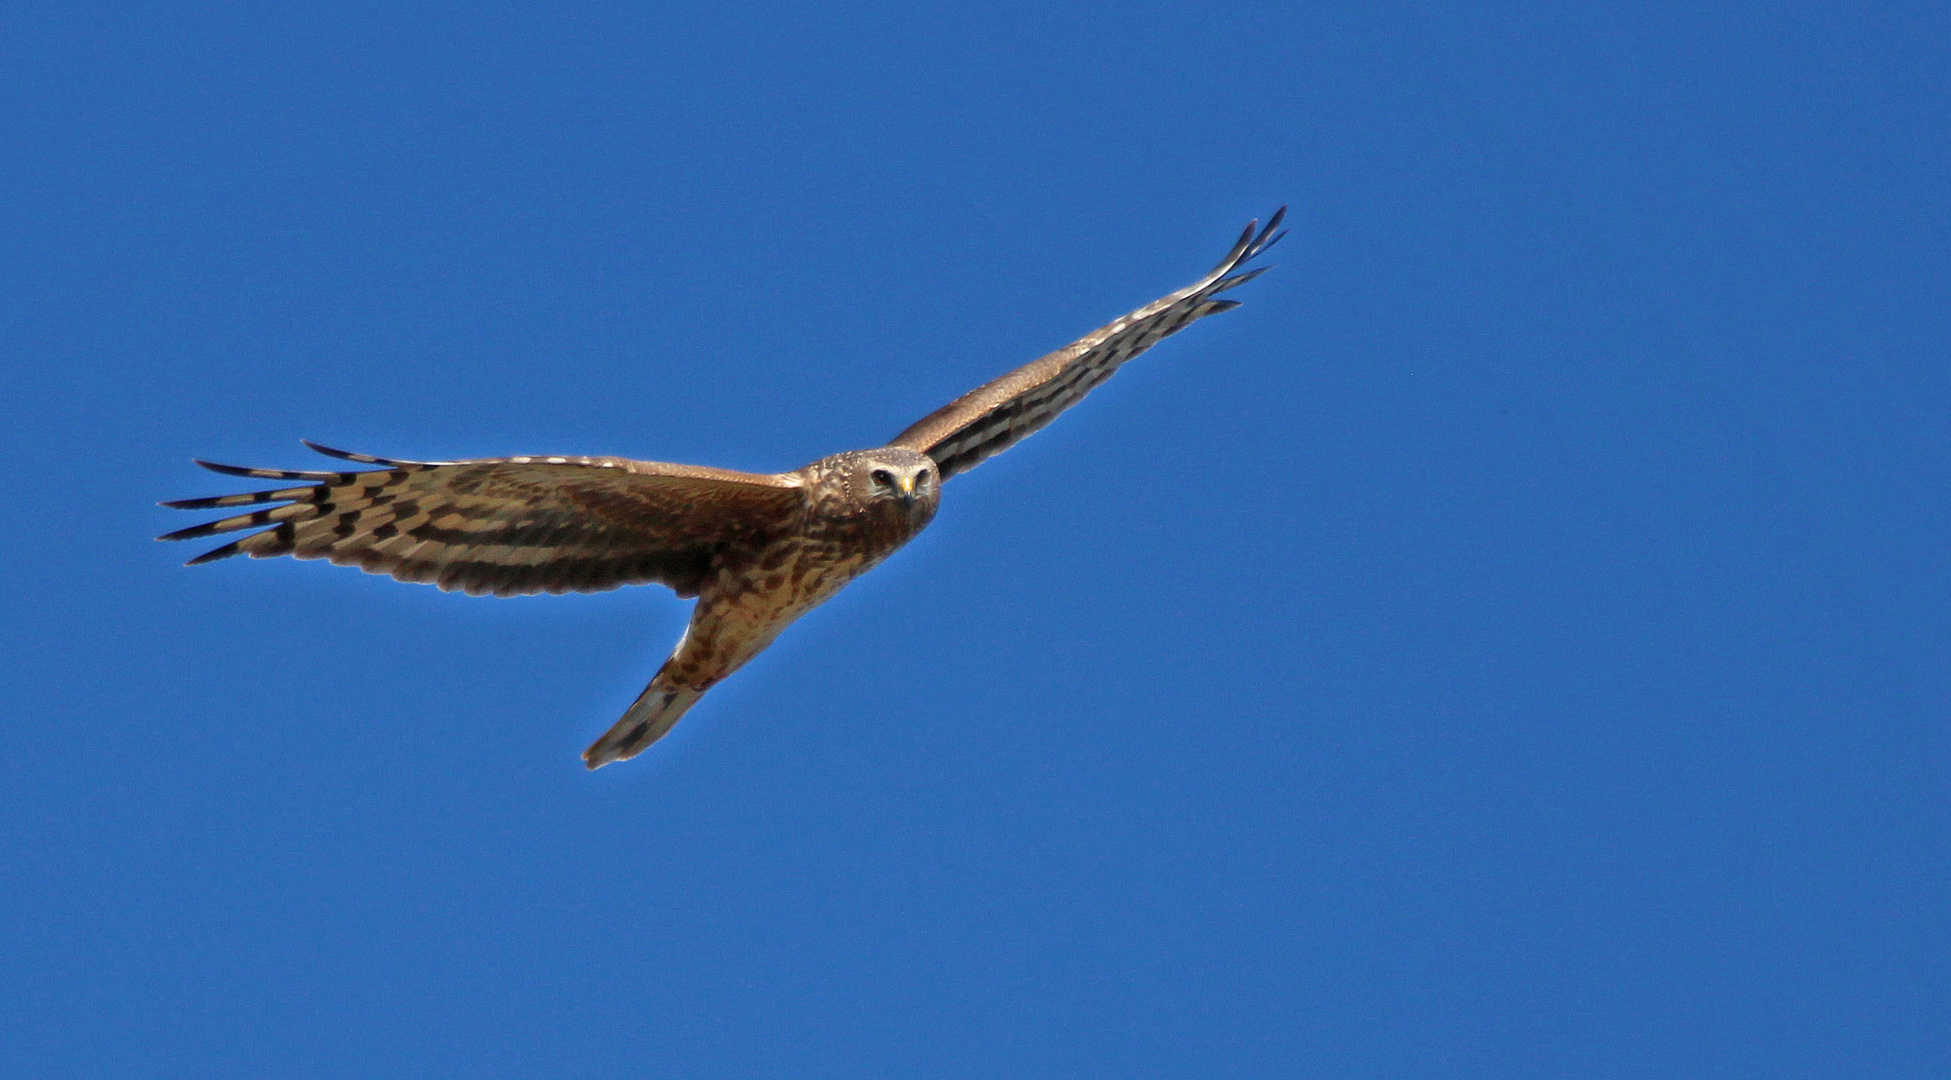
left=916, top=470, right=930, bottom=486
left=870, top=469, right=893, bottom=488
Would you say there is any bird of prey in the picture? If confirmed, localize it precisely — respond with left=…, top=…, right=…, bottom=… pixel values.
left=161, top=209, right=1285, bottom=768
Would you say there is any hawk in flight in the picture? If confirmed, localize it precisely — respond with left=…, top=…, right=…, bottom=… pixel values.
left=162, top=209, right=1285, bottom=768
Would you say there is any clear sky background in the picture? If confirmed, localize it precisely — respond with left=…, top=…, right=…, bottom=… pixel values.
left=3, top=3, right=1946, bottom=1077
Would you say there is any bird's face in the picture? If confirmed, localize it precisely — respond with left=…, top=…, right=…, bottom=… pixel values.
left=859, top=449, right=938, bottom=510
left=831, top=448, right=940, bottom=531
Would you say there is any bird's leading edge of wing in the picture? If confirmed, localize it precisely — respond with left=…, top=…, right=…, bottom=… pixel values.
left=158, top=443, right=806, bottom=598
left=888, top=207, right=1285, bottom=480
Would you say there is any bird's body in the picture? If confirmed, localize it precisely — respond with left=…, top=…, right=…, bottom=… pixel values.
left=162, top=210, right=1283, bottom=768
left=584, top=448, right=940, bottom=764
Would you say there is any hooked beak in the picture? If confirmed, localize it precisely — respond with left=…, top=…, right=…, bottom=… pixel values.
left=897, top=474, right=916, bottom=505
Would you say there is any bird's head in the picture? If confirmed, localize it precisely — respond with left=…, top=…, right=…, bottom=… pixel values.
left=859, top=447, right=939, bottom=511
left=811, top=447, right=941, bottom=529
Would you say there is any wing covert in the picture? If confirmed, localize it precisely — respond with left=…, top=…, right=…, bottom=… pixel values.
left=159, top=443, right=805, bottom=598
left=889, top=208, right=1284, bottom=479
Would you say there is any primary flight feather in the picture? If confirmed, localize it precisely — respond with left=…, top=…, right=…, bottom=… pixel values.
left=161, top=209, right=1285, bottom=768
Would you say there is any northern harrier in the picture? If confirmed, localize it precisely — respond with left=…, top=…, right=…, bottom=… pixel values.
left=162, top=209, right=1285, bottom=768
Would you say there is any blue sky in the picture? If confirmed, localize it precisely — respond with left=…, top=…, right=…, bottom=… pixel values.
left=2, top=3, right=1946, bottom=1076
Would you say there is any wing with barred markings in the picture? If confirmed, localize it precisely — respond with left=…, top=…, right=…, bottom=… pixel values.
left=159, top=442, right=805, bottom=598
left=888, top=208, right=1285, bottom=480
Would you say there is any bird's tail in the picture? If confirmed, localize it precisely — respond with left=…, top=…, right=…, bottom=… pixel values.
left=582, top=676, right=706, bottom=770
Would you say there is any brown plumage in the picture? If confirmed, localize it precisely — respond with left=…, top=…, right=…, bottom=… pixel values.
left=161, top=209, right=1283, bottom=768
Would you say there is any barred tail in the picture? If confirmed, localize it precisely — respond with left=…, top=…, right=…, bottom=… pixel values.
left=581, top=676, right=706, bottom=770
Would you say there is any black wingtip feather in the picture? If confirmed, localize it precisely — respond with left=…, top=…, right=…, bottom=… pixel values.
left=1243, top=207, right=1287, bottom=260
left=1210, top=206, right=1288, bottom=277
left=1257, top=205, right=1287, bottom=243
left=1212, top=265, right=1273, bottom=294
left=301, top=440, right=380, bottom=463
left=160, top=490, right=300, bottom=510
left=193, top=458, right=341, bottom=481
left=158, top=520, right=224, bottom=542
left=1212, top=220, right=1260, bottom=274
left=301, top=440, right=444, bottom=469
left=185, top=539, right=244, bottom=564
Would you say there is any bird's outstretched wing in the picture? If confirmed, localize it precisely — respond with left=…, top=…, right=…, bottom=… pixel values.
left=888, top=208, right=1285, bottom=480
left=159, top=443, right=805, bottom=598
